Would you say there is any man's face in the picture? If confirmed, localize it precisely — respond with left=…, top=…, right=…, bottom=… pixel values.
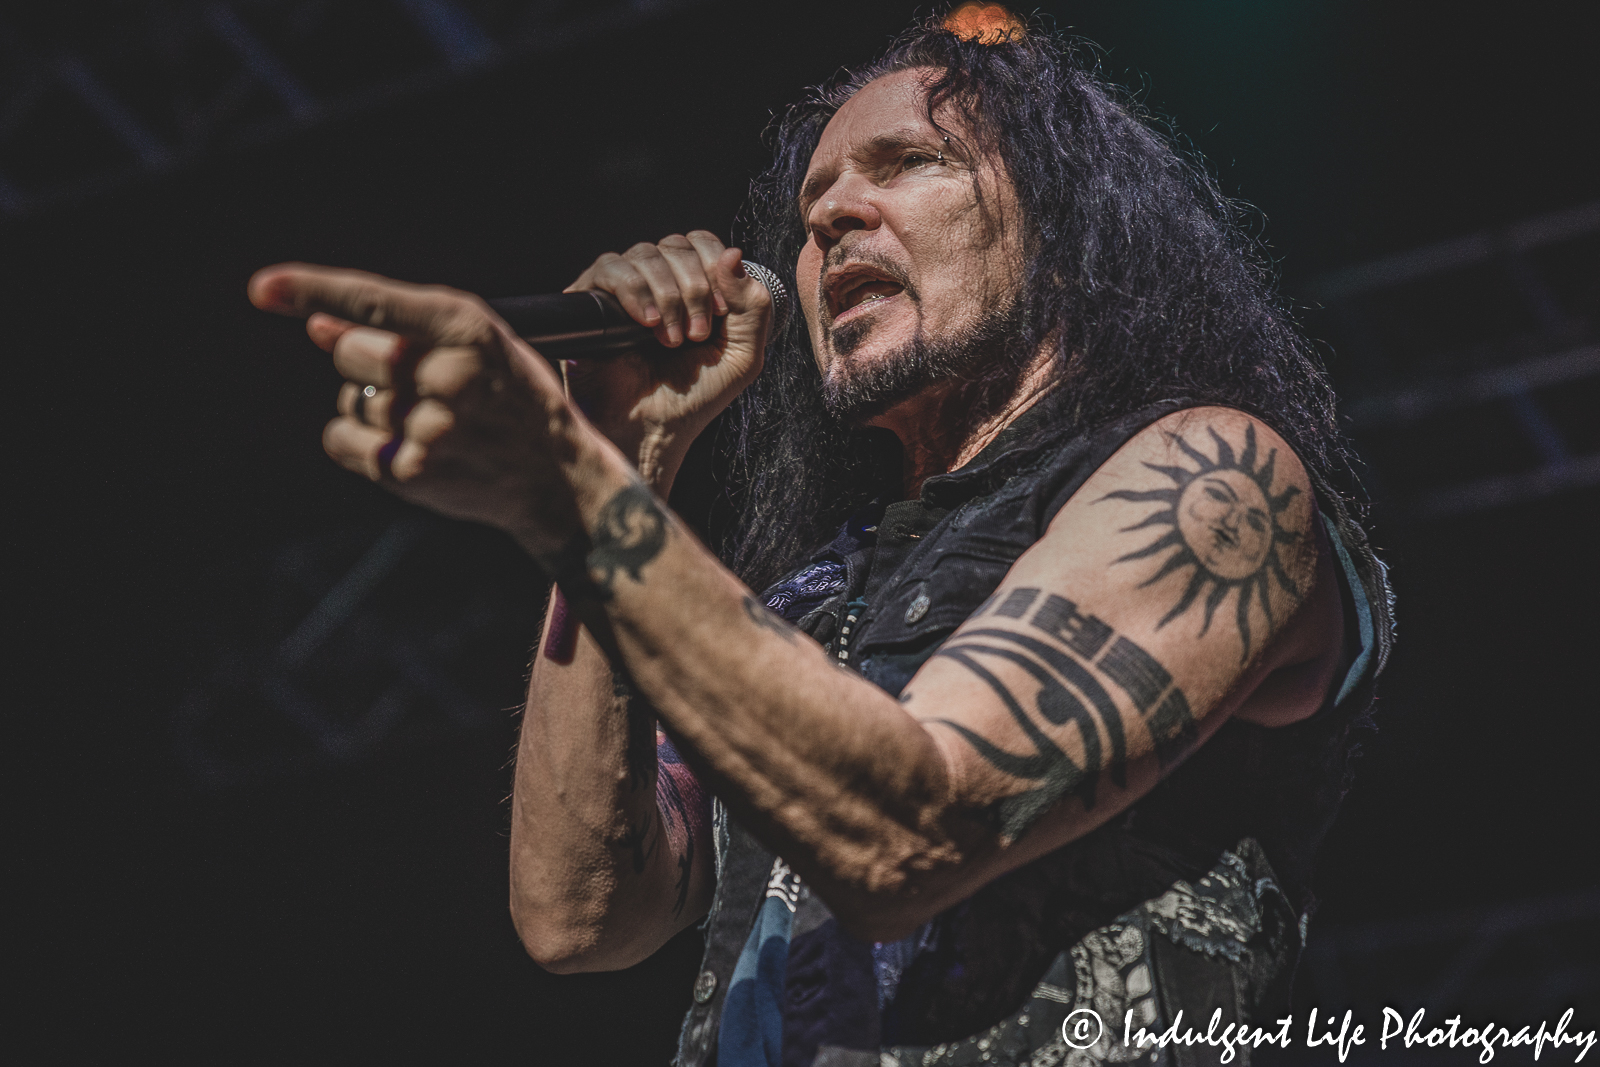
left=795, top=68, right=1025, bottom=423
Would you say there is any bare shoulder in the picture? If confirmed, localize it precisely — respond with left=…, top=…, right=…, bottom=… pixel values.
left=903, top=407, right=1332, bottom=863
left=1007, top=406, right=1320, bottom=678
left=897, top=407, right=1336, bottom=872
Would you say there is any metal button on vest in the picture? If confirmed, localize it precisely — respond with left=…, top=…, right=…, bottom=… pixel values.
left=692, top=969, right=717, bottom=1004
left=905, top=594, right=931, bottom=624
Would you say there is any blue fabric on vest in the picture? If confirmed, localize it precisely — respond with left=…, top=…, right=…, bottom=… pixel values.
left=716, top=562, right=851, bottom=1067
left=718, top=886, right=799, bottom=1066
left=1324, top=513, right=1376, bottom=705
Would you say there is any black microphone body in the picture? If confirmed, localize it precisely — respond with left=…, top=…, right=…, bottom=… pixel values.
left=488, top=261, right=789, bottom=358
left=489, top=289, right=651, bottom=358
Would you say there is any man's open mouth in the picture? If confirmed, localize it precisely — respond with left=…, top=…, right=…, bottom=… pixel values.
left=825, top=266, right=908, bottom=322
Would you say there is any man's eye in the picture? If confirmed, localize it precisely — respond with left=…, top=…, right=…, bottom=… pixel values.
left=902, top=153, right=933, bottom=169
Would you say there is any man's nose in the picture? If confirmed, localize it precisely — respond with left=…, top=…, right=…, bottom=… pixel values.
left=807, top=172, right=883, bottom=246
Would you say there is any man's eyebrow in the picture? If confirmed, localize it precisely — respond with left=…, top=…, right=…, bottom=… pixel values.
left=859, top=127, right=940, bottom=158
left=797, top=126, right=946, bottom=212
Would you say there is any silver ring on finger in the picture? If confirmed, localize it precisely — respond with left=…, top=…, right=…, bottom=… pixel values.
left=353, top=383, right=378, bottom=424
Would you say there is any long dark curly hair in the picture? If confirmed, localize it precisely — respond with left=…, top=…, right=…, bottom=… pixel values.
left=722, top=14, right=1358, bottom=591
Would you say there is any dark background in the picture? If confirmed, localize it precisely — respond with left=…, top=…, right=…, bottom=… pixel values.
left=8, top=1, right=1599, bottom=1062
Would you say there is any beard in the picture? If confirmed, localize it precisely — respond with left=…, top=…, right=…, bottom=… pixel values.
left=819, top=287, right=1029, bottom=426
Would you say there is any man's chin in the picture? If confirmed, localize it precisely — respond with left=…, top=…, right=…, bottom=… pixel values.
left=818, top=295, right=1029, bottom=427
left=820, top=344, right=941, bottom=425
left=823, top=383, right=911, bottom=427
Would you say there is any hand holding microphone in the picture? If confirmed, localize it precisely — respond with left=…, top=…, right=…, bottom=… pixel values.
left=250, top=230, right=777, bottom=537
left=491, top=255, right=789, bottom=358
left=535, top=231, right=778, bottom=490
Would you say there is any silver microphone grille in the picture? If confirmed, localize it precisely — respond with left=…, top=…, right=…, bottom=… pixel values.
left=740, top=260, right=791, bottom=338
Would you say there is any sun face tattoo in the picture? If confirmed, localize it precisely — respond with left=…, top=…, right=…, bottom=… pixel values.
left=1099, top=423, right=1303, bottom=662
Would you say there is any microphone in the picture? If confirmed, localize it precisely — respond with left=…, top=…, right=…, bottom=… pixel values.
left=489, top=260, right=790, bottom=358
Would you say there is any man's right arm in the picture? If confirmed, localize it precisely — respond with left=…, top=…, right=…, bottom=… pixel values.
left=508, top=231, right=765, bottom=971
left=511, top=590, right=714, bottom=972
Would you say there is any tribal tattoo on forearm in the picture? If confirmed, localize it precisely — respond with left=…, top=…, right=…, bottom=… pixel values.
left=926, top=589, right=1198, bottom=842
left=615, top=668, right=657, bottom=793
left=612, top=668, right=703, bottom=913
left=618, top=805, right=659, bottom=875
left=605, top=667, right=663, bottom=876
left=1099, top=423, right=1304, bottom=662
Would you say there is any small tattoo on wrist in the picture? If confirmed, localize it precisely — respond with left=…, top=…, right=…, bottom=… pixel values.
left=743, top=595, right=798, bottom=643
left=534, top=482, right=669, bottom=603
left=588, top=483, right=669, bottom=599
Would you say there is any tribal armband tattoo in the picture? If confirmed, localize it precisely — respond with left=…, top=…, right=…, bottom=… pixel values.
left=922, top=422, right=1312, bottom=842
left=928, top=589, right=1199, bottom=842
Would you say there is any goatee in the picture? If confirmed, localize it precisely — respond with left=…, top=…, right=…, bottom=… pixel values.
left=820, top=292, right=1029, bottom=425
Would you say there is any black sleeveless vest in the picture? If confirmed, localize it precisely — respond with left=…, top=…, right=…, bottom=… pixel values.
left=675, top=401, right=1393, bottom=1067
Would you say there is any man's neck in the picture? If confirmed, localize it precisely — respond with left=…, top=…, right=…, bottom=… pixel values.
left=867, top=350, right=1059, bottom=499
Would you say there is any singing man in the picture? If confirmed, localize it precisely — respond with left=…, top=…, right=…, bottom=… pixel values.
left=250, top=10, right=1392, bottom=1065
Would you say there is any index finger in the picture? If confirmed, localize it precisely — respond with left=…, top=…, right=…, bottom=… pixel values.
left=248, top=263, right=495, bottom=348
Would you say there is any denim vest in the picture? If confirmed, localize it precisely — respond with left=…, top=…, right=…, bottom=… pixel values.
left=675, top=402, right=1392, bottom=1067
